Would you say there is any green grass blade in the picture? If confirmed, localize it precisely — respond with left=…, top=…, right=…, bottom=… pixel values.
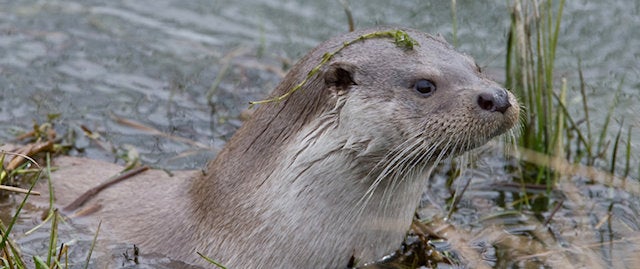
left=46, top=209, right=59, bottom=267
left=577, top=58, right=593, bottom=163
left=0, top=170, right=42, bottom=251
left=83, top=221, right=102, bottom=269
left=597, top=77, right=624, bottom=157
left=611, top=122, right=623, bottom=175
left=1, top=219, right=26, bottom=269
left=33, top=256, right=49, bottom=269
left=197, top=252, right=227, bottom=269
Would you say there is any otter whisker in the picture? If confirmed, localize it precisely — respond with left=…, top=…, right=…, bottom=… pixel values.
left=367, top=136, right=424, bottom=184
left=358, top=131, right=433, bottom=213
left=379, top=137, right=428, bottom=217
left=355, top=137, right=424, bottom=217
left=382, top=141, right=438, bottom=217
left=377, top=131, right=457, bottom=217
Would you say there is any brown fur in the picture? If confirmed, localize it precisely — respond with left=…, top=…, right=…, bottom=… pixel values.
left=33, top=27, right=519, bottom=268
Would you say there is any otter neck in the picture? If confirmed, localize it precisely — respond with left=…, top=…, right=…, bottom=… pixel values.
left=189, top=98, right=436, bottom=265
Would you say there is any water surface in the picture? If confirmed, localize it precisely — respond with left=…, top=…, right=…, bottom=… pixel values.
left=1, top=0, right=638, bottom=268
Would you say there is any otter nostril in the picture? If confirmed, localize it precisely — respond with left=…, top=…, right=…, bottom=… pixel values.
left=477, top=93, right=495, bottom=111
left=477, top=88, right=511, bottom=113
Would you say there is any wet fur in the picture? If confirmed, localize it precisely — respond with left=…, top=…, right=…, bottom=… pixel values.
left=42, top=27, right=519, bottom=268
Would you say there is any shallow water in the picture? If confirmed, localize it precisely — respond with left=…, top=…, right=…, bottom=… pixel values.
left=1, top=0, right=639, bottom=268
left=1, top=0, right=636, bottom=168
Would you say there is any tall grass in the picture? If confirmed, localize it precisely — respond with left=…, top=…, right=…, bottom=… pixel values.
left=506, top=0, right=636, bottom=189
left=505, top=0, right=566, bottom=185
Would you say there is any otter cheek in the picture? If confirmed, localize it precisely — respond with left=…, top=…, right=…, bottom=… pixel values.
left=340, top=98, right=398, bottom=154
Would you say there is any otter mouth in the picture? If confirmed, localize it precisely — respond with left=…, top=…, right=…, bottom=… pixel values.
left=423, top=105, right=519, bottom=163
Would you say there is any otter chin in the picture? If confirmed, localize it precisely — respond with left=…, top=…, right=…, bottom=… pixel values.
left=35, top=27, right=519, bottom=268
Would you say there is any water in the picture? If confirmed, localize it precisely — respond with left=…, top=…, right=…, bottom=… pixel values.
left=1, top=1, right=637, bottom=167
left=1, top=0, right=638, bottom=268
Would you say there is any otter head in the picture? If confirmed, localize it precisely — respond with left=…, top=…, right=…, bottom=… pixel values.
left=242, top=27, right=520, bottom=206
left=305, top=28, right=520, bottom=170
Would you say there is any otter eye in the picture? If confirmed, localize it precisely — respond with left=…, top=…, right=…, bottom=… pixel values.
left=413, top=79, right=436, bottom=96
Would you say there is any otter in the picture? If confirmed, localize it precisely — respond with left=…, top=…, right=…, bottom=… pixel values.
left=34, top=27, right=519, bottom=268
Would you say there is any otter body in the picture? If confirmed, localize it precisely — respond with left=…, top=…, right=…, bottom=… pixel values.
left=42, top=27, right=519, bottom=268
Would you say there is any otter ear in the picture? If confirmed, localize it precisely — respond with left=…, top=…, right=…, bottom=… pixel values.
left=324, top=62, right=357, bottom=92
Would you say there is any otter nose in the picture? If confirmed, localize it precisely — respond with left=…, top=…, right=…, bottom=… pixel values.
left=477, top=88, right=512, bottom=114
